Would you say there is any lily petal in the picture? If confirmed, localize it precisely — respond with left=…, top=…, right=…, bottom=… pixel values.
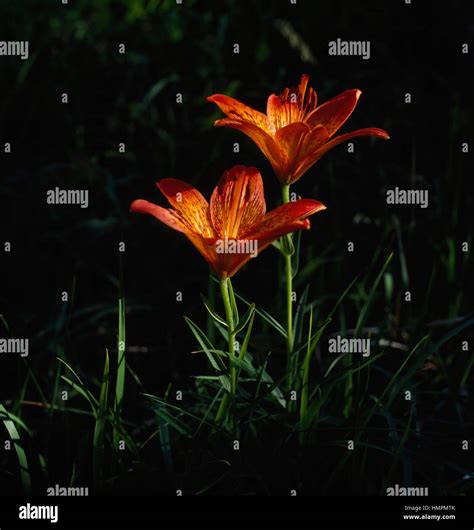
left=306, top=89, right=362, bottom=136
left=288, top=125, right=330, bottom=184
left=130, top=199, right=189, bottom=234
left=212, top=238, right=258, bottom=279
left=186, top=233, right=221, bottom=271
left=312, top=126, right=390, bottom=159
left=245, top=199, right=326, bottom=247
left=207, top=94, right=269, bottom=131
left=266, top=94, right=295, bottom=132
left=267, top=74, right=317, bottom=132
left=275, top=122, right=310, bottom=159
left=213, top=118, right=285, bottom=175
left=156, top=178, right=214, bottom=237
left=297, top=74, right=311, bottom=103
left=221, top=253, right=257, bottom=279
left=291, top=127, right=389, bottom=183
left=274, top=122, right=311, bottom=182
left=210, top=165, right=266, bottom=239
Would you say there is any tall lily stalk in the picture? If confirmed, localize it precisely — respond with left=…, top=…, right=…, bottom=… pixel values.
left=281, top=184, right=295, bottom=410
left=219, top=278, right=237, bottom=424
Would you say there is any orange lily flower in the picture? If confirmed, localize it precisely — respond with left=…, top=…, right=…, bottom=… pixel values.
left=131, top=165, right=326, bottom=279
left=207, top=74, right=389, bottom=185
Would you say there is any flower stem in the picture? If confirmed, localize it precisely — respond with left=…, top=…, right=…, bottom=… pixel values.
left=281, top=184, right=294, bottom=411
left=219, top=278, right=236, bottom=428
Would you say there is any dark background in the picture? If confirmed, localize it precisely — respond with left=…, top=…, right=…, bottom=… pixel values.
left=0, top=0, right=473, bottom=496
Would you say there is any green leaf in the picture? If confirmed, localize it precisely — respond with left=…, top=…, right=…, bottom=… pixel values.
left=296, top=273, right=360, bottom=357
left=279, top=233, right=295, bottom=257
left=93, top=350, right=109, bottom=489
left=0, top=404, right=31, bottom=493
left=144, top=394, right=208, bottom=435
left=214, top=350, right=253, bottom=374
left=152, top=403, right=191, bottom=436
left=354, top=252, right=393, bottom=337
left=393, top=216, right=409, bottom=288
left=184, top=317, right=231, bottom=392
left=156, top=404, right=174, bottom=475
left=299, top=305, right=313, bottom=444
left=294, top=243, right=334, bottom=286
left=57, top=357, right=99, bottom=409
left=234, top=291, right=287, bottom=339
left=113, top=296, right=126, bottom=450
left=234, top=303, right=255, bottom=335
left=200, top=293, right=228, bottom=328
left=60, top=376, right=98, bottom=413
left=131, top=74, right=179, bottom=120
left=293, top=284, right=309, bottom=348
left=382, top=408, right=413, bottom=491
left=227, top=278, right=239, bottom=327
left=236, top=306, right=255, bottom=368
left=291, top=230, right=302, bottom=278
left=212, top=276, right=287, bottom=337
left=383, top=272, right=394, bottom=303
left=194, top=387, right=224, bottom=437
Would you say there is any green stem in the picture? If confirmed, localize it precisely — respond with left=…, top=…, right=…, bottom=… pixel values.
left=206, top=273, right=216, bottom=344
left=281, top=184, right=294, bottom=410
left=215, top=392, right=229, bottom=425
left=219, top=278, right=236, bottom=428
left=299, top=306, right=313, bottom=446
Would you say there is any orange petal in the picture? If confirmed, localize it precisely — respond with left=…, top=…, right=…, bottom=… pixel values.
left=300, top=124, right=330, bottom=151
left=298, top=74, right=311, bottom=101
left=131, top=201, right=220, bottom=273
left=266, top=93, right=304, bottom=132
left=223, top=254, right=256, bottom=279
left=291, top=126, right=389, bottom=184
left=312, top=127, right=390, bottom=159
left=275, top=122, right=310, bottom=183
left=275, top=122, right=310, bottom=158
left=267, top=75, right=317, bottom=132
left=287, top=125, right=330, bottom=184
left=156, top=178, right=214, bottom=237
left=130, top=199, right=189, bottom=234
left=213, top=246, right=256, bottom=279
left=185, top=233, right=222, bottom=273
left=296, top=73, right=318, bottom=115
left=274, top=122, right=311, bottom=181
left=210, top=165, right=266, bottom=239
left=214, top=118, right=285, bottom=176
left=245, top=199, right=326, bottom=248
left=306, top=89, right=362, bottom=137
left=201, top=236, right=258, bottom=279
left=266, top=94, right=291, bottom=132
left=207, top=94, right=269, bottom=131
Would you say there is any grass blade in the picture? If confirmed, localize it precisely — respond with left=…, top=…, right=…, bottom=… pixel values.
left=184, top=317, right=230, bottom=392
left=93, top=350, right=109, bottom=490
left=0, top=404, right=31, bottom=493
left=113, top=296, right=126, bottom=451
